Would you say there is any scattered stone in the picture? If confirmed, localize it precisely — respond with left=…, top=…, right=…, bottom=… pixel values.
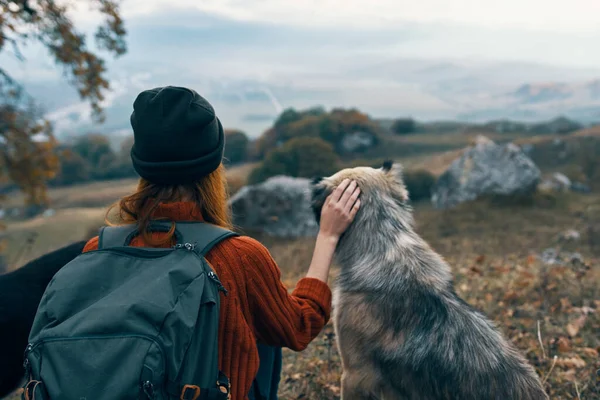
left=340, top=131, right=376, bottom=153
left=431, top=136, right=541, bottom=209
left=42, top=209, right=56, bottom=218
left=539, top=248, right=560, bottom=265
left=539, top=173, right=572, bottom=193
left=229, top=176, right=318, bottom=237
left=571, top=182, right=591, bottom=193
left=538, top=248, right=586, bottom=266
left=559, top=230, right=581, bottom=242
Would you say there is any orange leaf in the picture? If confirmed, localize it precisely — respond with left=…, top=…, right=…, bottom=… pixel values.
left=566, top=315, right=587, bottom=337
left=556, top=357, right=586, bottom=369
left=581, top=347, right=599, bottom=358
left=556, top=337, right=571, bottom=353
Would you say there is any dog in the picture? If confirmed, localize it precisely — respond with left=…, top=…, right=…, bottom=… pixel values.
left=0, top=241, right=87, bottom=398
left=311, top=161, right=548, bottom=400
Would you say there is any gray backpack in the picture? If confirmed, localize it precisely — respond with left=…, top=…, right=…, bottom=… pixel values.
left=23, top=221, right=237, bottom=400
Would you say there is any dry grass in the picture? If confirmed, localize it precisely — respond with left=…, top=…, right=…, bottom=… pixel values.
left=3, top=193, right=599, bottom=400
left=3, top=132, right=600, bottom=399
left=2, top=164, right=257, bottom=211
left=269, top=193, right=600, bottom=400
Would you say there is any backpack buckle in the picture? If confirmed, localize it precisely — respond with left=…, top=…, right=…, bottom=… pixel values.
left=180, top=385, right=201, bottom=400
left=216, top=372, right=231, bottom=399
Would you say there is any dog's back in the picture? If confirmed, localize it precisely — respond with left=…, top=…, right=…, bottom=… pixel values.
left=373, top=282, right=547, bottom=399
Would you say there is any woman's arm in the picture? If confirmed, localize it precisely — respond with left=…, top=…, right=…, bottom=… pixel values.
left=306, top=178, right=360, bottom=282
left=244, top=179, right=361, bottom=350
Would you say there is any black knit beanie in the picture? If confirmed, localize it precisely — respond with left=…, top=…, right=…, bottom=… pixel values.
left=129, top=86, right=225, bottom=185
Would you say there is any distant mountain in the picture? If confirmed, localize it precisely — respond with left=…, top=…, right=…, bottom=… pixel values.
left=28, top=58, right=600, bottom=142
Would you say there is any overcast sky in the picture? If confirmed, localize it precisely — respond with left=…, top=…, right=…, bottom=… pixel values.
left=78, top=0, right=600, bottom=33
left=2, top=0, right=599, bottom=137
left=60, top=0, right=599, bottom=70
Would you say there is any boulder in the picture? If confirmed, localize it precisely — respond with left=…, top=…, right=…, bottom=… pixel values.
left=559, top=229, right=581, bottom=242
left=340, top=131, right=376, bottom=153
left=571, top=182, right=591, bottom=193
left=539, top=172, right=572, bottom=192
left=229, top=176, right=318, bottom=237
left=431, top=136, right=541, bottom=209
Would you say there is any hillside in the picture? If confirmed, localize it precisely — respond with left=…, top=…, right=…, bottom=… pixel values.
left=2, top=126, right=600, bottom=399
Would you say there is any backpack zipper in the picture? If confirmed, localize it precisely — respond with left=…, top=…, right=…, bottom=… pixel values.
left=207, top=271, right=228, bottom=296
left=173, top=242, right=229, bottom=296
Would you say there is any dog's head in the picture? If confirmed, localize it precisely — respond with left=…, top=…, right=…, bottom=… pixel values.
left=311, top=160, right=410, bottom=225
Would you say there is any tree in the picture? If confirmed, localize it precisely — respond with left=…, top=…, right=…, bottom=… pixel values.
left=224, top=129, right=249, bottom=165
left=391, top=118, right=417, bottom=135
left=254, top=107, right=380, bottom=158
left=101, top=135, right=136, bottom=179
left=403, top=169, right=436, bottom=202
left=0, top=0, right=127, bottom=205
left=249, top=137, right=340, bottom=184
left=72, top=133, right=114, bottom=175
left=51, top=148, right=91, bottom=186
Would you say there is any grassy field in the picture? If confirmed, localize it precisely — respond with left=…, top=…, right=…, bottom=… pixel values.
left=2, top=132, right=600, bottom=399
left=274, top=193, right=600, bottom=400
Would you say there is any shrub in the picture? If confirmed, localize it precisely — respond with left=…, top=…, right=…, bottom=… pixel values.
left=391, top=118, right=417, bottom=135
left=224, top=130, right=250, bottom=165
left=403, top=169, right=436, bottom=202
left=51, top=149, right=91, bottom=186
left=254, top=107, right=380, bottom=157
left=248, top=137, right=340, bottom=184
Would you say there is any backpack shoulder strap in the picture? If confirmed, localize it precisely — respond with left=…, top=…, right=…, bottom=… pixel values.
left=98, top=221, right=238, bottom=254
left=173, top=222, right=238, bottom=256
left=98, top=224, right=137, bottom=249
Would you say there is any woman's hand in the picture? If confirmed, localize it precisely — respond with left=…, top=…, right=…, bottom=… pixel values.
left=318, top=179, right=361, bottom=240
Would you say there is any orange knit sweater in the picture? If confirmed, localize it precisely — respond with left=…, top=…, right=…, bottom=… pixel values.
left=82, top=202, right=332, bottom=400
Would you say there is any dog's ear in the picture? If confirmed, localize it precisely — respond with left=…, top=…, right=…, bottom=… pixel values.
left=311, top=176, right=324, bottom=185
left=383, top=161, right=409, bottom=202
left=382, top=160, right=394, bottom=172
left=382, top=160, right=403, bottom=181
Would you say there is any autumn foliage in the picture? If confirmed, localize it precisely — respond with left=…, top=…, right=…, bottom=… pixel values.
left=0, top=0, right=127, bottom=206
left=248, top=137, right=340, bottom=184
left=253, top=107, right=381, bottom=159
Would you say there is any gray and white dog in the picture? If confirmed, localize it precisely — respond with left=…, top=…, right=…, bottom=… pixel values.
left=311, top=161, right=548, bottom=400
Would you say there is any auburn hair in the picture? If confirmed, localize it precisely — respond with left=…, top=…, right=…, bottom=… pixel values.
left=106, top=164, right=232, bottom=246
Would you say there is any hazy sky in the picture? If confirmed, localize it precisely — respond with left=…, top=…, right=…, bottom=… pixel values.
left=3, top=0, right=600, bottom=137
left=81, top=0, right=600, bottom=33
left=62, top=0, right=600, bottom=69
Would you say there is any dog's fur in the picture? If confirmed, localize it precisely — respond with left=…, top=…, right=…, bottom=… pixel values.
left=0, top=241, right=87, bottom=397
left=311, top=162, right=548, bottom=400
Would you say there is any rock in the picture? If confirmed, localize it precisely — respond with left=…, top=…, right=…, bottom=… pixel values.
left=539, top=248, right=560, bottom=265
left=431, top=136, right=541, bottom=209
left=539, top=172, right=572, bottom=192
left=42, top=209, right=56, bottom=218
left=552, top=173, right=572, bottom=190
left=229, top=176, right=318, bottom=237
left=559, top=229, right=581, bottom=242
left=538, top=248, right=585, bottom=266
left=571, top=182, right=591, bottom=193
left=0, top=209, right=4, bottom=220
left=567, top=252, right=584, bottom=265
left=340, top=131, right=376, bottom=153
left=521, top=143, right=534, bottom=155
